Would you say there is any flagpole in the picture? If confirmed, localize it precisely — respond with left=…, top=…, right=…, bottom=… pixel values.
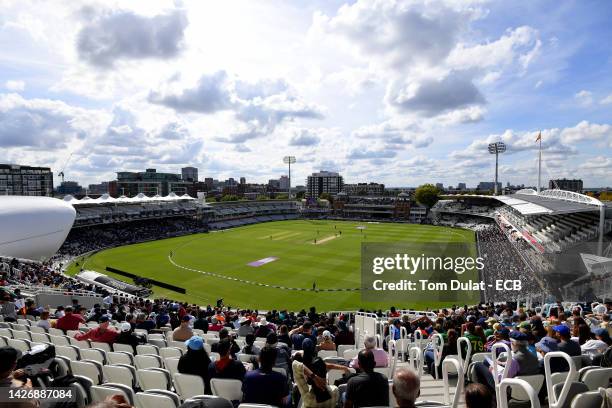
left=537, top=133, right=542, bottom=193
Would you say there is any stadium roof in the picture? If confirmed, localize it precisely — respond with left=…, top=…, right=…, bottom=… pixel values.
left=63, top=192, right=195, bottom=206
left=448, top=189, right=603, bottom=216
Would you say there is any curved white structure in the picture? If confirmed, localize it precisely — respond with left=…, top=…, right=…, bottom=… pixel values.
left=0, top=196, right=76, bottom=261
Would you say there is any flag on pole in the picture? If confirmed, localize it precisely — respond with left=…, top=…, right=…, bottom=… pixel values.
left=535, top=131, right=541, bottom=142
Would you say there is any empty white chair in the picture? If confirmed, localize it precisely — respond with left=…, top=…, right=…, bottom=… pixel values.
left=499, top=378, right=541, bottom=408
left=12, top=330, right=31, bottom=341
left=103, top=365, right=136, bottom=388
left=30, top=332, right=50, bottom=343
left=581, top=367, right=612, bottom=390
left=50, top=335, right=70, bottom=346
left=164, top=357, right=180, bottom=377
left=113, top=343, right=135, bottom=354
left=343, top=349, right=359, bottom=360
left=135, top=354, right=163, bottom=369
left=237, top=353, right=254, bottom=363
left=81, top=348, right=107, bottom=365
left=337, top=344, right=355, bottom=357
left=135, top=391, right=179, bottom=408
left=71, top=360, right=103, bottom=385
left=168, top=340, right=189, bottom=351
left=107, top=351, right=134, bottom=366
left=56, top=345, right=81, bottom=361
left=7, top=338, right=30, bottom=353
left=69, top=338, right=91, bottom=349
left=160, top=347, right=183, bottom=359
left=510, top=375, right=545, bottom=403
left=173, top=373, right=205, bottom=400
left=570, top=390, right=603, bottom=408
left=239, top=405, right=277, bottom=408
left=91, top=342, right=112, bottom=353
left=211, top=378, right=243, bottom=402
left=318, top=350, right=338, bottom=359
left=48, top=328, right=64, bottom=336
left=137, top=368, right=172, bottom=390
left=0, top=328, right=12, bottom=338
left=137, top=344, right=160, bottom=355
left=28, top=326, right=46, bottom=334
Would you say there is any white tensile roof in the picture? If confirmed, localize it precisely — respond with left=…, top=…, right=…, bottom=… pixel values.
left=64, top=193, right=195, bottom=206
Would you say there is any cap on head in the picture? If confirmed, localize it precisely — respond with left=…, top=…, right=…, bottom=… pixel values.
left=553, top=325, right=570, bottom=336
left=185, top=336, right=204, bottom=350
left=99, top=315, right=110, bottom=323
left=509, top=331, right=528, bottom=341
left=535, top=336, right=558, bottom=353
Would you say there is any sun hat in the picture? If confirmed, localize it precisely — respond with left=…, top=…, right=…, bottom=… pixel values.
left=120, top=322, right=131, bottom=332
left=535, top=336, right=558, bottom=353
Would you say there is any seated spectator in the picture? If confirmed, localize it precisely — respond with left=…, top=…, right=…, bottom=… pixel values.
left=350, top=335, right=388, bottom=369
left=266, top=332, right=292, bottom=374
left=344, top=350, right=389, bottom=408
left=277, top=324, right=292, bottom=348
left=212, top=328, right=240, bottom=356
left=172, top=315, right=194, bottom=341
left=581, top=328, right=610, bottom=358
left=209, top=317, right=224, bottom=332
left=237, top=316, right=254, bottom=337
left=535, top=336, right=566, bottom=373
left=179, top=336, right=212, bottom=394
left=254, top=317, right=272, bottom=338
left=553, top=324, right=581, bottom=371
left=241, top=334, right=260, bottom=355
left=135, top=313, right=156, bottom=332
left=318, top=331, right=336, bottom=351
left=484, top=327, right=510, bottom=352
left=0, top=346, right=39, bottom=407
left=464, top=383, right=493, bottom=408
left=0, top=295, right=18, bottom=322
left=472, top=331, right=539, bottom=394
left=334, top=320, right=354, bottom=346
left=193, top=311, right=209, bottom=333
left=392, top=368, right=420, bottom=408
left=114, top=323, right=145, bottom=353
left=208, top=339, right=246, bottom=381
left=56, top=306, right=85, bottom=333
left=425, top=329, right=457, bottom=377
left=36, top=311, right=51, bottom=331
left=292, top=344, right=339, bottom=408
left=242, top=346, right=289, bottom=406
left=74, top=315, right=118, bottom=344
left=290, top=321, right=317, bottom=350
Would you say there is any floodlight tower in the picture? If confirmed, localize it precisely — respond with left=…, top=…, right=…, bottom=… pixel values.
left=488, top=142, right=506, bottom=195
left=283, top=156, right=296, bottom=199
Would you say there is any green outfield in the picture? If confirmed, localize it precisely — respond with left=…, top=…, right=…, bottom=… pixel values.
left=66, top=220, right=479, bottom=311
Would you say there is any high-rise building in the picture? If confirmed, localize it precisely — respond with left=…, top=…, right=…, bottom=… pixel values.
left=279, top=175, right=289, bottom=191
left=549, top=178, right=583, bottom=192
left=435, top=183, right=444, bottom=191
left=181, top=166, right=198, bottom=182
left=88, top=182, right=109, bottom=195
left=0, top=164, right=53, bottom=196
left=306, top=171, right=344, bottom=198
left=240, top=177, right=246, bottom=185
left=457, top=183, right=467, bottom=190
left=204, top=178, right=214, bottom=190
left=56, top=181, right=85, bottom=196
left=477, top=181, right=502, bottom=192
left=343, top=182, right=385, bottom=196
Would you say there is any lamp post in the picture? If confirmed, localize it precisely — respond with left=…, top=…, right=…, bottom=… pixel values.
left=488, top=142, right=506, bottom=195
left=283, top=156, right=296, bottom=200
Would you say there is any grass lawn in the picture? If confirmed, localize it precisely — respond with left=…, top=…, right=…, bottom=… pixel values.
left=66, top=220, right=479, bottom=311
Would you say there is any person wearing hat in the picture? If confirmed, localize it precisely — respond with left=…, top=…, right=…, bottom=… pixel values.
left=534, top=336, right=567, bottom=373
left=74, top=315, right=118, bottom=344
left=172, top=315, right=194, bottom=342
left=254, top=317, right=272, bottom=338
left=238, top=316, right=254, bottom=337
left=484, top=327, right=510, bottom=352
left=179, top=336, right=212, bottom=394
left=581, top=328, right=611, bottom=358
left=472, top=331, right=539, bottom=394
left=209, top=316, right=224, bottom=332
left=114, top=322, right=145, bottom=353
left=317, top=330, right=336, bottom=351
left=553, top=324, right=581, bottom=358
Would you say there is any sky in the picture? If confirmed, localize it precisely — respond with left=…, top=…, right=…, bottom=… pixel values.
left=1, top=0, right=611, bottom=188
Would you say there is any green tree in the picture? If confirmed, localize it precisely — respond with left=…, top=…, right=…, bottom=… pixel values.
left=275, top=193, right=288, bottom=200
left=415, top=184, right=440, bottom=208
left=220, top=194, right=239, bottom=201
left=256, top=195, right=269, bottom=201
left=319, top=192, right=333, bottom=203
left=295, top=191, right=305, bottom=199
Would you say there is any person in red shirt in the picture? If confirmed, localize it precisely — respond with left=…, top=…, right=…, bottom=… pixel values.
left=55, top=306, right=85, bottom=333
left=74, top=315, right=118, bottom=344
left=208, top=317, right=224, bottom=332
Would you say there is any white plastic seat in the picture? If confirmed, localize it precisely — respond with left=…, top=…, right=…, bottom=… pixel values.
left=327, top=368, right=354, bottom=385
left=69, top=338, right=91, bottom=349
left=164, top=357, right=180, bottom=377
left=113, top=343, right=135, bottom=354
left=237, top=353, right=253, bottom=363
left=160, top=347, right=183, bottom=359
left=510, top=375, right=545, bottom=402
left=137, top=368, right=172, bottom=391
left=50, top=335, right=70, bottom=346
left=91, top=342, right=112, bottom=353
left=91, top=383, right=135, bottom=406
left=0, top=328, right=12, bottom=338
left=30, top=332, right=50, bottom=343
left=211, top=378, right=243, bottom=402
left=135, top=354, right=163, bottom=369
left=581, top=367, right=612, bottom=390
left=12, top=330, right=31, bottom=341
left=239, top=405, right=278, bottom=408
left=81, top=348, right=107, bottom=365
left=7, top=338, right=30, bottom=353
left=144, top=390, right=182, bottom=407
left=337, top=345, right=355, bottom=357
left=173, top=373, right=205, bottom=400
left=343, top=349, right=359, bottom=360
left=103, top=365, right=136, bottom=388
left=48, top=328, right=64, bottom=336
left=317, top=350, right=338, bottom=359
left=56, top=345, right=81, bottom=360
left=67, top=330, right=81, bottom=338
left=168, top=340, right=189, bottom=351
left=107, top=351, right=134, bottom=365
left=137, top=344, right=160, bottom=355
left=135, top=391, right=180, bottom=408
left=72, top=360, right=104, bottom=385
left=570, top=390, right=603, bottom=408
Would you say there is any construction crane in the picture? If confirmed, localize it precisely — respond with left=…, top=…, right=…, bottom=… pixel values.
left=57, top=152, right=74, bottom=183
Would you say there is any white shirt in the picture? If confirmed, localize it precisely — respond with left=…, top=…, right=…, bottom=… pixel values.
left=581, top=339, right=608, bottom=357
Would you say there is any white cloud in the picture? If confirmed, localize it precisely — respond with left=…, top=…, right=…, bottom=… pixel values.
left=4, top=80, right=25, bottom=91
left=575, top=90, right=593, bottom=107
left=600, top=94, right=612, bottom=105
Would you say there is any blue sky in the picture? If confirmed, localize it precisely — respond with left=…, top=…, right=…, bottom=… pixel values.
left=1, top=0, right=611, bottom=188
